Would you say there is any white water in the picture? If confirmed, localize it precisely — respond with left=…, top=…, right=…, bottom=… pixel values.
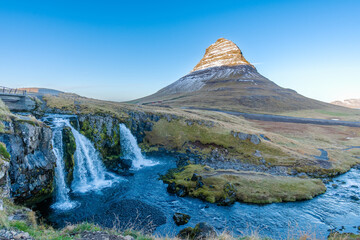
left=65, top=121, right=119, bottom=193
left=50, top=119, right=78, bottom=210
left=119, top=124, right=157, bottom=169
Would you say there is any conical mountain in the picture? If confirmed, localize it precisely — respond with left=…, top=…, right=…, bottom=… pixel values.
left=132, top=38, right=332, bottom=113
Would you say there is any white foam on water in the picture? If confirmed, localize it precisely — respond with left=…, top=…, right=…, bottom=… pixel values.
left=119, top=123, right=158, bottom=170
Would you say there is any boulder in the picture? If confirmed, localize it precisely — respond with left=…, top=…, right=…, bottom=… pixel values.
left=253, top=150, right=262, bottom=158
left=191, top=173, right=201, bottom=181
left=237, top=132, right=249, bottom=140
left=173, top=212, right=191, bottom=226
left=178, top=222, right=217, bottom=240
left=119, top=158, right=132, bottom=170
left=250, top=134, right=261, bottom=145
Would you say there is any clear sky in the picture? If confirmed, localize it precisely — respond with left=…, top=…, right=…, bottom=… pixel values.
left=0, top=0, right=359, bottom=102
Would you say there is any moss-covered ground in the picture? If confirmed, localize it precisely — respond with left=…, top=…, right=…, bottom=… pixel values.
left=162, top=164, right=326, bottom=204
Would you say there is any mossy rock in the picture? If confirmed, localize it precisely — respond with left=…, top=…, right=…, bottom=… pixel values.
left=62, top=127, right=76, bottom=184
left=163, top=164, right=327, bottom=205
left=78, top=118, right=121, bottom=162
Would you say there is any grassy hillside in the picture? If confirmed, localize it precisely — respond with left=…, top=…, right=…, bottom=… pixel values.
left=40, top=94, right=360, bottom=178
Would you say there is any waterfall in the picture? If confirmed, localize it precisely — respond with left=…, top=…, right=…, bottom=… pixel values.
left=47, top=115, right=121, bottom=211
left=50, top=118, right=78, bottom=210
left=119, top=124, right=157, bottom=169
left=65, top=121, right=119, bottom=193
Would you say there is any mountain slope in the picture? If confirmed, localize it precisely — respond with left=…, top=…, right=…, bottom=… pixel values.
left=332, top=99, right=360, bottom=109
left=132, top=38, right=337, bottom=113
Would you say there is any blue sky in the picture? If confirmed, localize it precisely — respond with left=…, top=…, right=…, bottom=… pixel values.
left=0, top=0, right=359, bottom=102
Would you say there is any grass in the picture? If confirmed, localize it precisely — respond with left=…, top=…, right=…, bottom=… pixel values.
left=142, top=118, right=290, bottom=165
left=41, top=93, right=360, bottom=178
left=0, top=142, right=10, bottom=161
left=162, top=164, right=326, bottom=204
left=0, top=99, right=11, bottom=133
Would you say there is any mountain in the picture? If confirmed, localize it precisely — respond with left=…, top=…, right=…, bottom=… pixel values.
left=331, top=99, right=360, bottom=109
left=132, top=38, right=334, bottom=113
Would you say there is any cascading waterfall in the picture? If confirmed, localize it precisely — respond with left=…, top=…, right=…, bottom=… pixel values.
left=65, top=121, right=119, bottom=193
left=119, top=124, right=157, bottom=169
left=50, top=118, right=78, bottom=210
left=47, top=115, right=121, bottom=211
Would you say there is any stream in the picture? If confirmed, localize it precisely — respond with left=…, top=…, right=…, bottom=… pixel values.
left=36, top=115, right=360, bottom=239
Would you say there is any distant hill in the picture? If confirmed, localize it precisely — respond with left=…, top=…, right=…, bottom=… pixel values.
left=331, top=99, right=360, bottom=109
left=131, top=38, right=337, bottom=113
left=19, top=87, right=63, bottom=96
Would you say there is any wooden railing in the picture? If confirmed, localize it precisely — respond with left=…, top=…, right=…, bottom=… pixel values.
left=0, top=86, right=27, bottom=96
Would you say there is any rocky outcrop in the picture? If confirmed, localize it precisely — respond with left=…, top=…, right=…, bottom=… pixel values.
left=76, top=111, right=161, bottom=164
left=0, top=94, right=36, bottom=112
left=62, top=126, right=76, bottom=184
left=77, top=114, right=121, bottom=162
left=231, top=131, right=261, bottom=145
left=192, top=38, right=253, bottom=72
left=0, top=119, right=56, bottom=204
left=127, top=111, right=161, bottom=143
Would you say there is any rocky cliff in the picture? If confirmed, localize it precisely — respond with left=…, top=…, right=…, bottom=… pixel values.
left=192, top=38, right=253, bottom=72
left=0, top=117, right=56, bottom=204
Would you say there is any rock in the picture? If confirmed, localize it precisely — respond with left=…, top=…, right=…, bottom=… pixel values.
left=62, top=126, right=76, bottom=185
left=0, top=199, right=3, bottom=211
left=196, top=180, right=204, bottom=189
left=8, top=209, right=31, bottom=222
left=167, top=182, right=177, bottom=194
left=185, top=120, right=193, bottom=126
left=350, top=195, right=359, bottom=201
left=260, top=134, right=271, bottom=141
left=119, top=158, right=132, bottom=170
left=253, top=150, right=262, bottom=158
left=178, top=222, right=217, bottom=240
left=123, top=236, right=135, bottom=240
left=176, top=185, right=187, bottom=197
left=178, top=227, right=194, bottom=239
left=0, top=148, right=10, bottom=198
left=297, top=172, right=308, bottom=179
left=219, top=197, right=235, bottom=206
left=218, top=182, right=237, bottom=206
left=14, top=232, right=31, bottom=239
left=0, top=120, right=56, bottom=204
left=173, top=212, right=191, bottom=226
left=191, top=173, right=201, bottom=181
left=237, top=132, right=249, bottom=140
left=250, top=134, right=261, bottom=145
left=193, top=222, right=217, bottom=239
left=78, top=114, right=122, bottom=162
left=0, top=229, right=34, bottom=240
